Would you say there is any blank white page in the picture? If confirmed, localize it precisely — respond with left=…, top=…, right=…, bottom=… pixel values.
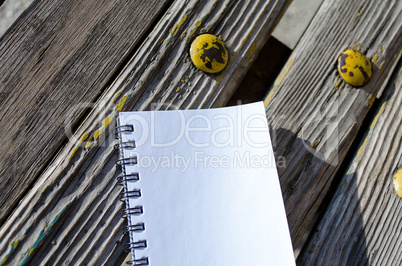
left=118, top=102, right=294, bottom=266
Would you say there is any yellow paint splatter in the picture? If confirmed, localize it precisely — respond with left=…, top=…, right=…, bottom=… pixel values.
left=1, top=240, right=19, bottom=265
left=339, top=180, right=348, bottom=193
left=394, top=46, right=402, bottom=63
left=166, top=10, right=191, bottom=45
left=70, top=147, right=79, bottom=158
left=333, top=76, right=342, bottom=87
left=334, top=77, right=341, bottom=87
left=372, top=55, right=379, bottom=64
left=248, top=42, right=256, bottom=58
left=85, top=140, right=92, bottom=150
left=115, top=94, right=130, bottom=112
left=28, top=248, right=34, bottom=256
left=82, top=116, right=115, bottom=151
left=170, top=14, right=188, bottom=35
left=41, top=187, right=47, bottom=194
left=311, top=139, right=321, bottom=149
left=70, top=132, right=90, bottom=158
left=188, top=20, right=202, bottom=39
left=114, top=93, right=121, bottom=102
left=104, top=116, right=113, bottom=129
left=275, top=58, right=295, bottom=87
left=355, top=136, right=369, bottom=163
left=354, top=101, right=386, bottom=164
left=264, top=88, right=275, bottom=108
left=370, top=102, right=386, bottom=130
left=94, top=116, right=114, bottom=140
left=93, top=130, right=101, bottom=140
left=368, top=94, right=376, bottom=108
left=81, top=133, right=90, bottom=142
left=241, top=35, right=248, bottom=45
left=379, top=61, right=385, bottom=70
left=219, top=102, right=224, bottom=108
left=176, top=87, right=180, bottom=92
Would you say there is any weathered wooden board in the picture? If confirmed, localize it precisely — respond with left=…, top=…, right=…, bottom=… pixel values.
left=0, top=0, right=172, bottom=225
left=0, top=0, right=292, bottom=265
left=297, top=68, right=401, bottom=265
left=263, top=0, right=402, bottom=252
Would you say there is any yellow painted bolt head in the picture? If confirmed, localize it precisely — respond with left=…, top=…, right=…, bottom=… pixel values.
left=337, top=50, right=372, bottom=87
left=189, top=34, right=228, bottom=74
left=393, top=169, right=402, bottom=198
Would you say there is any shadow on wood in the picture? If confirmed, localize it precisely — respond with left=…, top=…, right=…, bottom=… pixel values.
left=269, top=127, right=369, bottom=262
left=297, top=63, right=402, bottom=264
left=298, top=171, right=370, bottom=264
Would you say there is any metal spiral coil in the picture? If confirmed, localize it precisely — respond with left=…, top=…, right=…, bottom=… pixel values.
left=126, top=257, right=149, bottom=266
left=115, top=124, right=134, bottom=139
left=117, top=173, right=140, bottom=186
left=120, top=205, right=143, bottom=218
left=116, top=122, right=148, bottom=266
left=116, top=157, right=138, bottom=167
left=125, top=240, right=147, bottom=250
left=114, top=141, right=136, bottom=151
left=119, top=189, right=141, bottom=202
left=123, top=223, right=145, bottom=235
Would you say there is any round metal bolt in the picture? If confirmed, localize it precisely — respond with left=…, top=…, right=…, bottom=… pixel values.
left=189, top=34, right=228, bottom=74
left=393, top=169, right=402, bottom=198
left=337, top=49, right=372, bottom=87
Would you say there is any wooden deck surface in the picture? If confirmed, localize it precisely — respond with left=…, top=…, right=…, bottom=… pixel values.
left=0, top=0, right=401, bottom=265
left=264, top=0, right=401, bottom=253
left=0, top=0, right=292, bottom=265
left=298, top=64, right=402, bottom=266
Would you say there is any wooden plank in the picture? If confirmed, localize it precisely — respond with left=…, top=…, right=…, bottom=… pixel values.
left=0, top=0, right=171, bottom=225
left=0, top=0, right=292, bottom=265
left=263, top=0, right=402, bottom=252
left=297, top=67, right=402, bottom=265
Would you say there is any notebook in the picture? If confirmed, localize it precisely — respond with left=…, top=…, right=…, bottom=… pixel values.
left=116, top=102, right=294, bottom=266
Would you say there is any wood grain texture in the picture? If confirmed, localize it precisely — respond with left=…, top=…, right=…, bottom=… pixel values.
left=298, top=67, right=402, bottom=265
left=0, top=0, right=171, bottom=226
left=263, top=0, right=401, bottom=252
left=0, top=0, right=291, bottom=265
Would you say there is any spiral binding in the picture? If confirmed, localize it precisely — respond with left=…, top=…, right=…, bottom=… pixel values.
left=126, top=258, right=149, bottom=266
left=115, top=123, right=149, bottom=266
